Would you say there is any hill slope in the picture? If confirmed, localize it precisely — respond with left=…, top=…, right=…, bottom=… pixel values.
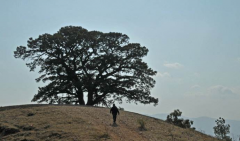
left=0, top=105, right=220, bottom=141
left=151, top=113, right=240, bottom=137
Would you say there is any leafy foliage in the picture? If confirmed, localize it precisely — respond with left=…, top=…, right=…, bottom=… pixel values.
left=213, top=117, right=231, bottom=141
left=166, top=109, right=194, bottom=129
left=14, top=26, right=158, bottom=106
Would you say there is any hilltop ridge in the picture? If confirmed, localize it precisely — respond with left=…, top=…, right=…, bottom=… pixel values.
left=0, top=105, right=220, bottom=141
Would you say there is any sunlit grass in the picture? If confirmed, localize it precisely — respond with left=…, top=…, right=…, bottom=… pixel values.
left=0, top=105, right=220, bottom=141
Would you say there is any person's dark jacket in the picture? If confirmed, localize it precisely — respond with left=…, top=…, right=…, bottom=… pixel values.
left=110, top=106, right=119, bottom=115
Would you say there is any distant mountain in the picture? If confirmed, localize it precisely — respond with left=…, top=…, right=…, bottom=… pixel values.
left=150, top=113, right=240, bottom=138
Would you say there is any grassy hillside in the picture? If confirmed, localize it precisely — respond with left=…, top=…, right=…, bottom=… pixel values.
left=0, top=105, right=220, bottom=141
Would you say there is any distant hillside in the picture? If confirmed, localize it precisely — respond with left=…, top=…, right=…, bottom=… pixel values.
left=0, top=105, right=220, bottom=141
left=151, top=113, right=240, bottom=138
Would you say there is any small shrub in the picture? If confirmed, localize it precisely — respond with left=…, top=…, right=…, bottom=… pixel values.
left=99, top=133, right=110, bottom=139
left=27, top=113, right=34, bottom=117
left=22, top=126, right=35, bottom=131
left=44, top=125, right=50, bottom=129
left=166, top=109, right=194, bottom=129
left=119, top=107, right=124, bottom=111
left=98, top=125, right=110, bottom=140
left=138, top=119, right=146, bottom=131
left=199, top=129, right=205, bottom=134
left=48, top=132, right=62, bottom=138
left=16, top=125, right=35, bottom=131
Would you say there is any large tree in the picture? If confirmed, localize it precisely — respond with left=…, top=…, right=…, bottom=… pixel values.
left=14, top=26, right=158, bottom=106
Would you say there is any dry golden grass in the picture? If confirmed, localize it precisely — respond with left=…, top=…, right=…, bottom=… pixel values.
left=0, top=105, right=220, bottom=141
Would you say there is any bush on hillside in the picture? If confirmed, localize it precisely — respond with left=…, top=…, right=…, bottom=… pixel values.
left=137, top=119, right=147, bottom=131
left=166, top=109, right=194, bottom=129
left=119, top=107, right=124, bottom=111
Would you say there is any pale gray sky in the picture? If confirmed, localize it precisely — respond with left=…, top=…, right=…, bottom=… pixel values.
left=1, top=0, right=240, bottom=120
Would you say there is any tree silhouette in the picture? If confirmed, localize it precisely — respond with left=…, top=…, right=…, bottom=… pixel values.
left=213, top=117, right=231, bottom=141
left=14, top=26, right=158, bottom=106
left=166, top=109, right=194, bottom=129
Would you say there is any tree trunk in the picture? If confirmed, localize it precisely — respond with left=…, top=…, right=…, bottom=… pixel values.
left=77, top=91, right=85, bottom=105
left=86, top=91, right=94, bottom=105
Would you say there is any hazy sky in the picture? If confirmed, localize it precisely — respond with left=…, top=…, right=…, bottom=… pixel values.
left=1, top=0, right=240, bottom=120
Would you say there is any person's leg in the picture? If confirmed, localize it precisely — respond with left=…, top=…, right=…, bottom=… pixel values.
left=112, top=114, right=115, bottom=123
left=113, top=114, right=116, bottom=123
left=115, top=115, right=117, bottom=123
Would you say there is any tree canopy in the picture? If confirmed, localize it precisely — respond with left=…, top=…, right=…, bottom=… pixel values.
left=14, top=26, right=158, bottom=106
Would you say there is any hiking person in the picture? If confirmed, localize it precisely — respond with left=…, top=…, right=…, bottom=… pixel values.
left=110, top=104, right=120, bottom=124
